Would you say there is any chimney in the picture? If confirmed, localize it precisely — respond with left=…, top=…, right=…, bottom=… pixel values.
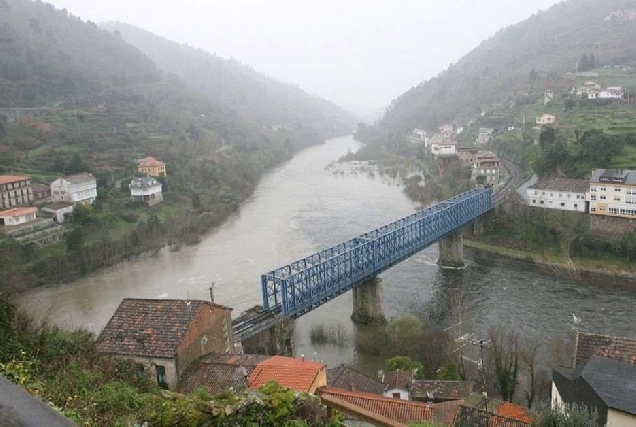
left=301, top=354, right=305, bottom=362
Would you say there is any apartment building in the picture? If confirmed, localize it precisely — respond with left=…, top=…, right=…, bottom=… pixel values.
left=0, top=175, right=34, bottom=209
left=586, top=169, right=636, bottom=218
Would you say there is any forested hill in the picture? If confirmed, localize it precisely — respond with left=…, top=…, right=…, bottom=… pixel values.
left=101, top=22, right=355, bottom=132
left=379, top=0, right=636, bottom=132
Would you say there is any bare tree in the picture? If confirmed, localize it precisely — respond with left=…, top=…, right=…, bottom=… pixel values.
left=488, top=327, right=520, bottom=402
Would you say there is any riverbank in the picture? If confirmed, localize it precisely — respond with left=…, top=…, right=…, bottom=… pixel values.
left=464, top=237, right=636, bottom=285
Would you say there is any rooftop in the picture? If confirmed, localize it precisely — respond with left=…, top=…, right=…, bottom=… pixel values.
left=498, top=402, right=533, bottom=424
left=556, top=356, right=636, bottom=415
left=60, top=173, right=95, bottom=185
left=177, top=362, right=255, bottom=395
left=0, top=175, right=30, bottom=185
left=383, top=370, right=412, bottom=390
left=0, top=207, right=37, bottom=218
left=95, top=298, right=231, bottom=358
left=130, top=177, right=162, bottom=189
left=575, top=332, right=636, bottom=368
left=327, top=365, right=387, bottom=395
left=591, top=169, right=636, bottom=185
left=137, top=157, right=165, bottom=168
left=529, top=177, right=589, bottom=194
left=410, top=380, right=474, bottom=401
left=248, top=355, right=325, bottom=392
left=317, top=386, right=435, bottom=424
left=453, top=405, right=530, bottom=426
left=43, top=201, right=74, bottom=210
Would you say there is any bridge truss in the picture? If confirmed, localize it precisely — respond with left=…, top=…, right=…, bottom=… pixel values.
left=261, top=188, right=493, bottom=319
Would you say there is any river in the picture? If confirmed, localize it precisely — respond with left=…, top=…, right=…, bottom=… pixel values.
left=19, top=135, right=636, bottom=372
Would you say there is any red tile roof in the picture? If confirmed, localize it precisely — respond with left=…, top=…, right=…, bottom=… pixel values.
left=498, top=402, right=532, bottom=424
left=453, top=405, right=530, bottom=426
left=95, top=298, right=231, bottom=358
left=576, top=332, right=636, bottom=368
left=137, top=157, right=165, bottom=168
left=317, top=386, right=434, bottom=424
left=248, top=356, right=325, bottom=392
left=0, top=207, right=37, bottom=218
left=0, top=175, right=30, bottom=185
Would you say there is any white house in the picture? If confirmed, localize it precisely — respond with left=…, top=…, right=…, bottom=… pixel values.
left=430, top=141, right=457, bottom=157
left=536, top=114, right=556, bottom=125
left=0, top=207, right=38, bottom=226
left=527, top=178, right=588, bottom=212
left=50, top=173, right=97, bottom=205
left=130, top=177, right=163, bottom=206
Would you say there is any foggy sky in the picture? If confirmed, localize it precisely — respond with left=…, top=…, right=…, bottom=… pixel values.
left=46, top=0, right=562, bottom=115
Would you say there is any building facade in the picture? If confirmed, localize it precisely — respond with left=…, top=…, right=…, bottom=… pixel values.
left=50, top=173, right=97, bottom=205
left=0, top=207, right=37, bottom=226
left=0, top=175, right=34, bottom=209
left=586, top=169, right=636, bottom=218
left=527, top=178, right=588, bottom=212
left=137, top=157, right=167, bottom=177
left=130, top=177, right=163, bottom=206
left=95, top=299, right=233, bottom=390
left=536, top=114, right=556, bottom=125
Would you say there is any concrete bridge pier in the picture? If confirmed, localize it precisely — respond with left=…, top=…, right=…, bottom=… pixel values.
left=437, top=230, right=465, bottom=269
left=240, top=318, right=294, bottom=357
left=351, top=277, right=386, bottom=325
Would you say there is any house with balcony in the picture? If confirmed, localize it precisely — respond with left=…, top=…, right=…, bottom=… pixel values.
left=95, top=298, right=234, bottom=390
left=586, top=169, right=636, bottom=218
left=0, top=207, right=38, bottom=226
left=137, top=156, right=167, bottom=177
left=130, top=177, right=163, bottom=206
left=0, top=175, right=34, bottom=209
left=527, top=178, right=588, bottom=212
left=50, top=173, right=97, bottom=205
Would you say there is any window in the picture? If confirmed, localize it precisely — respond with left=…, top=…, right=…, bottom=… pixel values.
left=559, top=193, right=563, bottom=197
left=560, top=203, right=565, bottom=207
left=615, top=196, right=621, bottom=201
left=600, top=195, right=607, bottom=200
left=600, top=187, right=606, bottom=191
left=590, top=186, right=597, bottom=192
left=609, top=207, right=619, bottom=215
left=550, top=192, right=554, bottom=196
left=542, top=191, right=546, bottom=195
left=567, top=194, right=571, bottom=198
left=392, top=392, right=401, bottom=399
left=615, top=188, right=622, bottom=192
left=590, top=195, right=597, bottom=201
left=155, top=365, right=168, bottom=389
left=540, top=201, right=545, bottom=204
left=136, top=364, right=146, bottom=380
left=534, top=191, right=538, bottom=195
left=574, top=204, right=578, bottom=208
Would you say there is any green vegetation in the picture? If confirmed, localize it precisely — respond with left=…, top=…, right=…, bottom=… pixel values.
left=0, top=298, right=342, bottom=425
left=0, top=0, right=355, bottom=292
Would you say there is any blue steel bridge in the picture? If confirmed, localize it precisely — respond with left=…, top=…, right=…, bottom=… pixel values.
left=233, top=188, right=493, bottom=340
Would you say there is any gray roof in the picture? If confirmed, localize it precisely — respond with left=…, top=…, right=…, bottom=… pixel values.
left=63, top=173, right=95, bottom=184
left=529, top=177, right=589, bottom=194
left=327, top=366, right=387, bottom=395
left=566, top=356, right=636, bottom=415
left=130, top=177, right=161, bottom=190
left=590, top=169, right=636, bottom=185
left=43, top=201, right=74, bottom=210
left=410, top=380, right=474, bottom=401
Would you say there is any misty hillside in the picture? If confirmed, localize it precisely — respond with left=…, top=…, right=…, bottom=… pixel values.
left=380, top=0, right=636, bottom=131
left=101, top=22, right=356, bottom=131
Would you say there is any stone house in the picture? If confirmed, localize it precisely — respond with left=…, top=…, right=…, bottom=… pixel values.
left=50, top=173, right=97, bottom=205
left=382, top=370, right=413, bottom=400
left=95, top=298, right=233, bottom=390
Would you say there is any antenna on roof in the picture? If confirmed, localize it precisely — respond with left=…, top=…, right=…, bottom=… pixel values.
left=209, top=282, right=215, bottom=303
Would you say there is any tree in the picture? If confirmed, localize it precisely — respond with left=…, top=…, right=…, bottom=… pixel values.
left=66, top=227, right=85, bottom=252
left=529, top=68, right=538, bottom=82
left=533, top=404, right=598, bottom=426
left=71, top=204, right=94, bottom=225
left=488, top=327, right=519, bottom=402
left=564, top=98, right=575, bottom=111
left=386, top=314, right=423, bottom=360
left=437, top=365, right=462, bottom=381
left=385, top=356, right=423, bottom=378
